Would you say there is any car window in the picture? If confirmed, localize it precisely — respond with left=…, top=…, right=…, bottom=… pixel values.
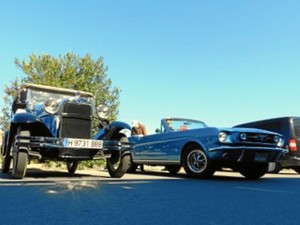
left=293, top=119, right=300, bottom=137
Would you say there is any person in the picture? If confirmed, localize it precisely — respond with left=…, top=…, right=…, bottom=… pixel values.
left=131, top=120, right=147, bottom=172
left=131, top=120, right=147, bottom=136
left=166, top=119, right=174, bottom=131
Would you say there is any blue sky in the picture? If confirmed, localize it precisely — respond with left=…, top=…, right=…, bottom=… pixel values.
left=1, top=0, right=299, bottom=133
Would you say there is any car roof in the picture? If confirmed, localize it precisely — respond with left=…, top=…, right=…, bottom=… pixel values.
left=235, top=116, right=300, bottom=126
left=22, top=83, right=94, bottom=98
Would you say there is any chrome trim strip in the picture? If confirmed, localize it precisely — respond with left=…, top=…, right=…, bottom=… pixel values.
left=209, top=146, right=288, bottom=153
left=133, top=159, right=180, bottom=164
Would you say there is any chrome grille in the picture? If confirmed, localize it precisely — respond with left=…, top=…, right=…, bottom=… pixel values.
left=240, top=132, right=279, bottom=145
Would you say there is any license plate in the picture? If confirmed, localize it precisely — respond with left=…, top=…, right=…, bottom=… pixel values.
left=254, top=152, right=268, bottom=162
left=63, top=138, right=103, bottom=149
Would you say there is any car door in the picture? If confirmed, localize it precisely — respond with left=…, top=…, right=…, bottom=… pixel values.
left=132, top=131, right=182, bottom=163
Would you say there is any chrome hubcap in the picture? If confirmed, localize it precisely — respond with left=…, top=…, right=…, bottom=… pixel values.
left=187, top=149, right=207, bottom=173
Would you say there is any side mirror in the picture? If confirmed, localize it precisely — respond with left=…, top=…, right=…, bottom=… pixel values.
left=155, top=128, right=161, bottom=133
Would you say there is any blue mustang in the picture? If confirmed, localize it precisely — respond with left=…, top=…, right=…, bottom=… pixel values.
left=128, top=118, right=287, bottom=179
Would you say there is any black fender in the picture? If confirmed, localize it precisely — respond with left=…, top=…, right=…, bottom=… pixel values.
left=94, top=121, right=131, bottom=140
left=12, top=113, right=38, bottom=124
left=11, top=113, right=52, bottom=137
left=8, top=113, right=52, bottom=153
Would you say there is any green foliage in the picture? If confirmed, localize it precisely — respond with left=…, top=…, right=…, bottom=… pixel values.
left=78, top=159, right=106, bottom=169
left=0, top=53, right=120, bottom=130
left=40, top=159, right=106, bottom=170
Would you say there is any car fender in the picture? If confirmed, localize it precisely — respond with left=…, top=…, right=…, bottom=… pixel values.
left=12, top=113, right=38, bottom=124
left=94, top=121, right=131, bottom=140
left=180, top=139, right=209, bottom=162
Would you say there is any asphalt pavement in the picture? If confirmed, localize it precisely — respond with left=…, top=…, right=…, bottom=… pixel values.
left=0, top=165, right=300, bottom=225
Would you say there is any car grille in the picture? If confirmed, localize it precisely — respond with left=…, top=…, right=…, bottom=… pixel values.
left=60, top=102, right=92, bottom=139
left=240, top=132, right=278, bottom=145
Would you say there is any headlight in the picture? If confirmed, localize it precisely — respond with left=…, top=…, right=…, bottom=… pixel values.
left=97, top=104, right=109, bottom=119
left=276, top=136, right=284, bottom=147
left=44, top=100, right=60, bottom=114
left=218, top=132, right=228, bottom=143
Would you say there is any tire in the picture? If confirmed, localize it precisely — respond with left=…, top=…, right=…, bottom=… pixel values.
left=2, top=154, right=12, bottom=174
left=239, top=163, right=268, bottom=179
left=165, top=165, right=181, bottom=175
left=127, top=155, right=138, bottom=173
left=67, top=161, right=79, bottom=174
left=182, top=145, right=215, bottom=178
left=0, top=132, right=7, bottom=156
left=269, top=162, right=282, bottom=174
left=2, top=131, right=11, bottom=173
left=11, top=129, right=30, bottom=179
left=12, top=151, right=28, bottom=179
left=107, top=136, right=130, bottom=178
left=293, top=167, right=300, bottom=174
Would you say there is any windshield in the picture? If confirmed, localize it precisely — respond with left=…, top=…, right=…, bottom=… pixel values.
left=165, top=118, right=207, bottom=131
left=26, top=88, right=93, bottom=111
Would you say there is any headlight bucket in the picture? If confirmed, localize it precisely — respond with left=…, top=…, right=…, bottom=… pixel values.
left=218, top=132, right=228, bottom=143
left=44, top=100, right=60, bottom=114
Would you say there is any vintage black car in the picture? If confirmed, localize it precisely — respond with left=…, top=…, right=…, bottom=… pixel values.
left=1, top=83, right=132, bottom=179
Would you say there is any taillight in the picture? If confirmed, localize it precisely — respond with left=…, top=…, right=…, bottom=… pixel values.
left=288, top=139, right=297, bottom=151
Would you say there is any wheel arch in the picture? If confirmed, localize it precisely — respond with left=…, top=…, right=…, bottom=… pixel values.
left=180, top=141, right=207, bottom=164
left=95, top=121, right=131, bottom=140
left=7, top=121, right=52, bottom=155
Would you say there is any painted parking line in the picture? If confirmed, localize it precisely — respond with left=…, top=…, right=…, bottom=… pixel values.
left=0, top=182, right=57, bottom=187
left=236, top=186, right=297, bottom=194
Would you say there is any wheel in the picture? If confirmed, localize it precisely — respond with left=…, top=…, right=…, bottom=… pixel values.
left=269, top=162, right=282, bottom=174
left=293, top=167, right=300, bottom=174
left=107, top=136, right=130, bottom=178
left=2, top=132, right=11, bottom=173
left=165, top=165, right=181, bottom=175
left=239, top=163, right=268, bottom=179
left=0, top=131, right=8, bottom=156
left=127, top=155, right=138, bottom=173
left=67, top=161, right=79, bottom=174
left=11, top=129, right=30, bottom=179
left=12, top=151, right=28, bottom=179
left=182, top=145, right=215, bottom=178
left=2, top=154, right=12, bottom=173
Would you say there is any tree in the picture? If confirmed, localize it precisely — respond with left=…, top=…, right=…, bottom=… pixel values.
left=0, top=53, right=120, bottom=130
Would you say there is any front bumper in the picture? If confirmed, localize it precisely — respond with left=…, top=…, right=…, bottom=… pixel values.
left=14, top=135, right=133, bottom=160
left=208, top=146, right=288, bottom=163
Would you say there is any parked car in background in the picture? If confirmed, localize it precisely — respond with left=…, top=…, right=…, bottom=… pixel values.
left=234, top=117, right=300, bottom=173
left=1, top=83, right=132, bottom=179
left=128, top=118, right=287, bottom=179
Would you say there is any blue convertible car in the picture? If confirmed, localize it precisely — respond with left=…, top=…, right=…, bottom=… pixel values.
left=128, top=118, right=287, bottom=179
